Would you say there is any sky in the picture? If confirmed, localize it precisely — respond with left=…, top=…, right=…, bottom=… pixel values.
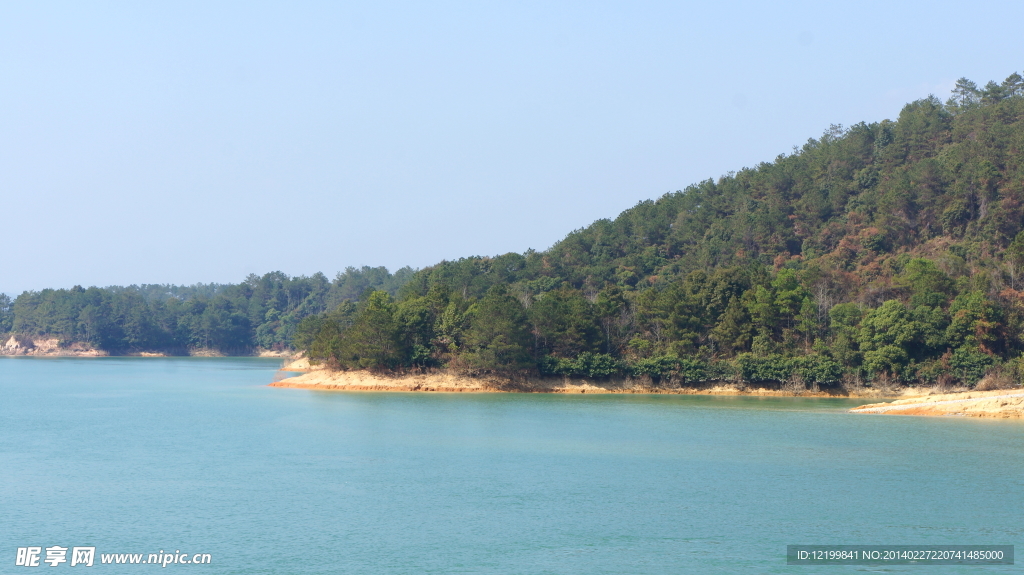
left=2, top=1, right=1023, bottom=294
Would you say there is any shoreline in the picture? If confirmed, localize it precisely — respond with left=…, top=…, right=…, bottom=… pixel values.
left=850, top=389, right=1024, bottom=419
left=269, top=368, right=891, bottom=398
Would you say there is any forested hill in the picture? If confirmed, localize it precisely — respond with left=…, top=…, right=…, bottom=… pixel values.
left=300, top=72, right=1024, bottom=389
left=0, top=267, right=414, bottom=354
left=8, top=73, right=1024, bottom=389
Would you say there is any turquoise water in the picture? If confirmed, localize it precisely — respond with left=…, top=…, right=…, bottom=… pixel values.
left=2, top=357, right=1022, bottom=574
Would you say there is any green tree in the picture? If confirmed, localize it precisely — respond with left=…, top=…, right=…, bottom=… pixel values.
left=898, top=258, right=954, bottom=308
left=0, top=294, right=14, bottom=333
left=528, top=288, right=600, bottom=358
left=340, top=291, right=404, bottom=370
left=462, top=286, right=533, bottom=373
left=858, top=300, right=920, bottom=380
left=1001, top=72, right=1023, bottom=98
left=945, top=291, right=999, bottom=352
left=947, top=77, right=979, bottom=111
left=710, top=296, right=752, bottom=355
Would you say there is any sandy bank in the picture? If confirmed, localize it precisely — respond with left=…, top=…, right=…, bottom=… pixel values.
left=850, top=389, right=1024, bottom=418
left=269, top=369, right=881, bottom=396
left=279, top=354, right=310, bottom=371
left=258, top=349, right=296, bottom=358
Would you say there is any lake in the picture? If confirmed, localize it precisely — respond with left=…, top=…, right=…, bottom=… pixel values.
left=2, top=357, right=1022, bottom=573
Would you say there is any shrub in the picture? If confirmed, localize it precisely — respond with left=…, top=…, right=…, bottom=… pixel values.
left=1002, top=356, right=1024, bottom=387
left=735, top=353, right=842, bottom=386
left=792, top=355, right=843, bottom=386
left=629, top=355, right=680, bottom=381
left=626, top=354, right=713, bottom=385
left=950, top=346, right=995, bottom=387
left=539, top=352, right=624, bottom=379
left=735, top=353, right=793, bottom=384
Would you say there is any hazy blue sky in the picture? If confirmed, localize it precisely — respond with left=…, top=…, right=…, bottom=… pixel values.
left=2, top=1, right=1022, bottom=294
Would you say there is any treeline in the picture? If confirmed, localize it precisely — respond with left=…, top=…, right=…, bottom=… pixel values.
left=1, top=267, right=414, bottom=353
left=299, top=72, right=1024, bottom=388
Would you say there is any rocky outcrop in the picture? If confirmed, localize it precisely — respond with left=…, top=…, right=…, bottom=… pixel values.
left=3, top=335, right=29, bottom=354
left=1, top=335, right=106, bottom=357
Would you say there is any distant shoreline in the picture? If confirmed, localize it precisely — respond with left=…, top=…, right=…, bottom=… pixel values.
left=0, top=353, right=294, bottom=358
left=0, top=336, right=295, bottom=358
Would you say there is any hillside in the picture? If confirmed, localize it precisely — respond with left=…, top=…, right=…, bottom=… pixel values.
left=301, top=72, right=1024, bottom=390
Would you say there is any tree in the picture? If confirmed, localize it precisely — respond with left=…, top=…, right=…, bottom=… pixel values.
left=528, top=288, right=600, bottom=358
left=462, top=286, right=533, bottom=374
left=1001, top=72, right=1024, bottom=98
left=945, top=291, right=998, bottom=353
left=858, top=300, right=920, bottom=380
left=795, top=296, right=818, bottom=350
left=0, top=294, right=14, bottom=334
left=595, top=284, right=629, bottom=355
left=946, top=77, right=979, bottom=111
left=746, top=285, right=777, bottom=351
left=710, top=296, right=752, bottom=354
left=292, top=315, right=325, bottom=351
left=981, top=80, right=1005, bottom=105
left=340, top=291, right=403, bottom=370
left=898, top=258, right=954, bottom=308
